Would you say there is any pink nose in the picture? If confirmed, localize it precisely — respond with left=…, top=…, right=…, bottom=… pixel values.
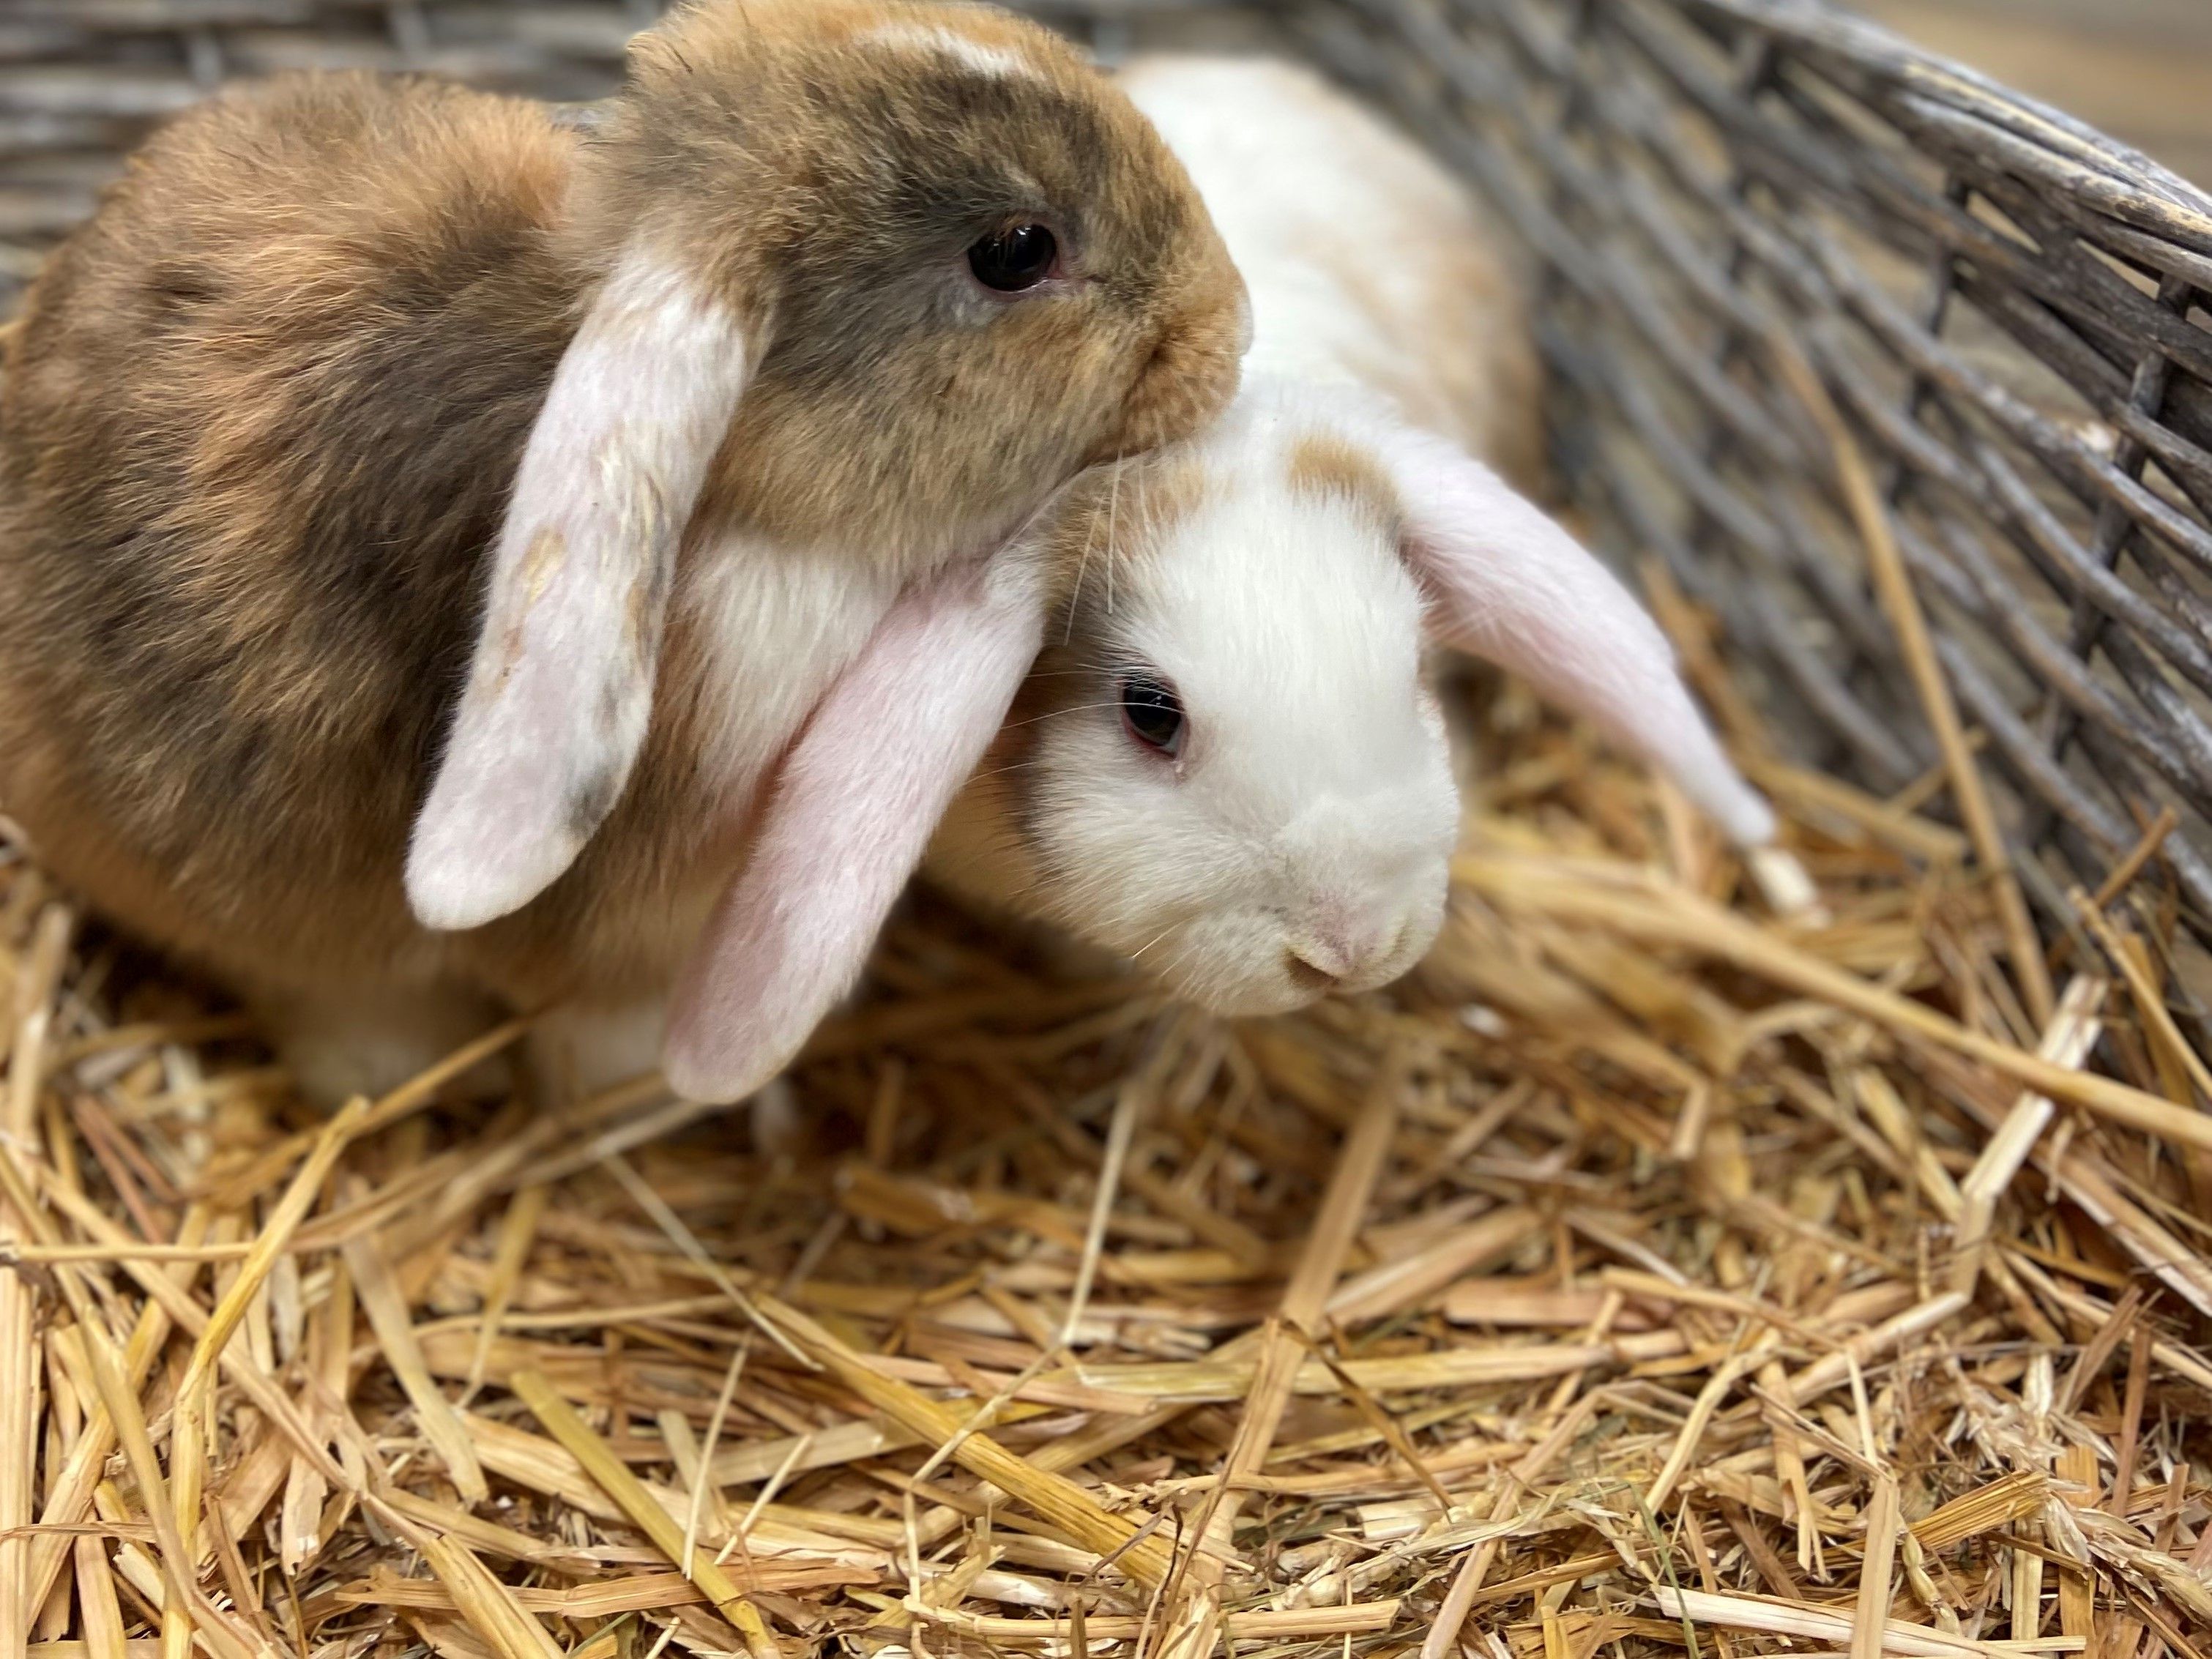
left=1285, top=916, right=1390, bottom=991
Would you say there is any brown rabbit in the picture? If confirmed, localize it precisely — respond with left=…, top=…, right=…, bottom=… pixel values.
left=0, top=0, right=1246, bottom=1106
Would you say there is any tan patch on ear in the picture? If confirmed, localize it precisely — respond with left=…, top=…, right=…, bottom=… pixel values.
left=492, top=526, right=569, bottom=688
left=1286, top=432, right=1401, bottom=529
left=521, top=523, right=566, bottom=603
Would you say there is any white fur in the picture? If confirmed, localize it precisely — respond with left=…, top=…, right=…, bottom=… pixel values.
left=408, top=245, right=749, bottom=932
left=529, top=997, right=669, bottom=1104
left=1117, top=56, right=1511, bottom=447
left=257, top=980, right=506, bottom=1108
left=666, top=542, right=1049, bottom=1103
left=504, top=529, right=926, bottom=1004
left=865, top=23, right=1029, bottom=80
left=930, top=56, right=1770, bottom=1018
left=679, top=532, right=905, bottom=806
left=936, top=387, right=1457, bottom=1015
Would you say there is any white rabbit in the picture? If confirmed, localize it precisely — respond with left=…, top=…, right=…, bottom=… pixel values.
left=926, top=54, right=1773, bottom=1017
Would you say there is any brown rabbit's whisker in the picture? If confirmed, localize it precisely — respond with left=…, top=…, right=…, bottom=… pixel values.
left=1103, top=453, right=1125, bottom=619
left=997, top=702, right=1131, bottom=731
left=1063, top=458, right=1122, bottom=645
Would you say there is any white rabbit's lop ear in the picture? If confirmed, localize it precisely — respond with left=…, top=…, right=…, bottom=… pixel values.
left=660, top=545, right=1049, bottom=1104
left=1373, top=421, right=1776, bottom=846
left=407, top=247, right=751, bottom=931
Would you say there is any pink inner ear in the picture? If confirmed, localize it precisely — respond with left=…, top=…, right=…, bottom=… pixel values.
left=1377, top=421, right=1775, bottom=846
left=660, top=548, right=1048, bottom=1104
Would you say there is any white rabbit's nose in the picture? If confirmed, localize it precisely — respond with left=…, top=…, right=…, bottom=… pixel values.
left=1284, top=948, right=1343, bottom=995
left=1284, top=911, right=1393, bottom=991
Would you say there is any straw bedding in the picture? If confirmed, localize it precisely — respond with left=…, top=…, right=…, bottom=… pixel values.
left=1, top=589, right=2209, bottom=1659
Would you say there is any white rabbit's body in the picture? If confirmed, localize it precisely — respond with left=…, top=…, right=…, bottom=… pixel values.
left=928, top=56, right=1770, bottom=1017
left=1120, top=57, right=1535, bottom=473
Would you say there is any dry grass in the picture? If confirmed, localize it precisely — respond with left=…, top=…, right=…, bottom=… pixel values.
left=0, top=627, right=2208, bottom=1659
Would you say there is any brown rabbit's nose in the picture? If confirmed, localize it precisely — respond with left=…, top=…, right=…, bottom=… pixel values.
left=1093, top=272, right=1250, bottom=463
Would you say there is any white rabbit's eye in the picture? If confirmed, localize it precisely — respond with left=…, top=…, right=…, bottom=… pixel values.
left=1118, top=674, right=1184, bottom=758
left=968, top=225, right=1059, bottom=292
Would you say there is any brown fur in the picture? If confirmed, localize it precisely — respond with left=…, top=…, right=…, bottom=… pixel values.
left=1284, top=431, right=1402, bottom=529
left=0, top=0, right=1244, bottom=1054
left=591, top=0, right=1246, bottom=563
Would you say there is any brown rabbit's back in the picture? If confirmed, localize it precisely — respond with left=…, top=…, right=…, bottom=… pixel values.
left=0, top=74, right=584, bottom=985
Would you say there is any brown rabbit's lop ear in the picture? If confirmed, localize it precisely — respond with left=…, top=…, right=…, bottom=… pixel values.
left=407, top=246, right=751, bottom=931
left=1364, top=419, right=1775, bottom=846
left=660, top=543, right=1051, bottom=1105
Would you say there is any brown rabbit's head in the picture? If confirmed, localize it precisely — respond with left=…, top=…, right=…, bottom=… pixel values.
left=409, top=0, right=1246, bottom=990
left=581, top=0, right=1248, bottom=558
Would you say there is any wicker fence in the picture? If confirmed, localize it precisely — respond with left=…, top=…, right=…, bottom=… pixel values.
left=1309, top=0, right=2212, bottom=977
left=6, top=0, right=2211, bottom=993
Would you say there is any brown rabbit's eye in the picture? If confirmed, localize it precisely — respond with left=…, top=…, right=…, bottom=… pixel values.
left=968, top=224, right=1059, bottom=292
left=1119, top=674, right=1185, bottom=758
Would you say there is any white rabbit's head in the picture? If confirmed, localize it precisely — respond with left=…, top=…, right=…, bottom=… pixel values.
left=930, top=380, right=1771, bottom=1014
